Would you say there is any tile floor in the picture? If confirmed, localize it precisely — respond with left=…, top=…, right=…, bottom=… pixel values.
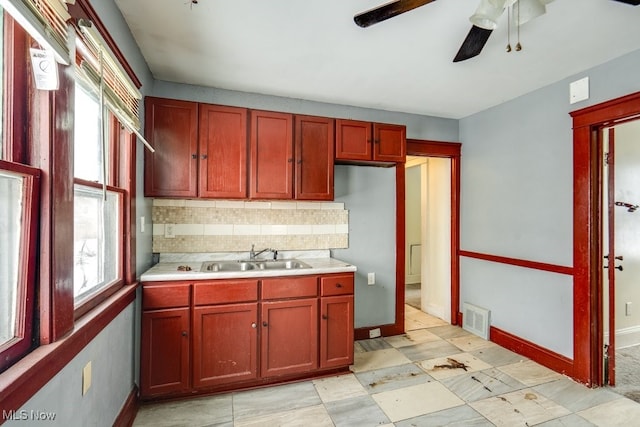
left=133, top=305, right=640, bottom=426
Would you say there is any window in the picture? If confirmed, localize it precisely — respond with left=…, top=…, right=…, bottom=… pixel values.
left=0, top=9, right=39, bottom=372
left=0, top=171, right=22, bottom=346
left=0, top=162, right=40, bottom=372
left=73, top=184, right=122, bottom=304
left=0, top=0, right=139, bottom=377
left=73, top=82, right=125, bottom=311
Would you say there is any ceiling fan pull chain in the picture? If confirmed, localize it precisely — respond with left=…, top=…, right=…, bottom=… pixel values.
left=506, top=4, right=512, bottom=52
left=515, top=0, right=522, bottom=51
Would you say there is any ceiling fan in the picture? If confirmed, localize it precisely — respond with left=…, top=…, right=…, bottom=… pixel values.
left=354, top=0, right=640, bottom=62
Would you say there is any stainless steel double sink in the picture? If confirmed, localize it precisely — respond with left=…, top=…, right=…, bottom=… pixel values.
left=201, top=259, right=311, bottom=272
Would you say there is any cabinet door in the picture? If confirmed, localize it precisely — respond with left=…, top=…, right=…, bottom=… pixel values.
left=335, top=119, right=372, bottom=161
left=295, top=115, right=334, bottom=200
left=320, top=295, right=354, bottom=369
left=193, top=303, right=258, bottom=388
left=250, top=110, right=294, bottom=199
left=140, top=308, right=190, bottom=397
left=373, top=123, right=406, bottom=163
left=144, top=97, right=198, bottom=197
left=199, top=104, right=248, bottom=198
left=261, top=298, right=318, bottom=377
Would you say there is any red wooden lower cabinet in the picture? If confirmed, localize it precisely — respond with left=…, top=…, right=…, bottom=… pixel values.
left=192, top=303, right=259, bottom=388
left=321, top=295, right=354, bottom=368
left=261, top=298, right=318, bottom=377
left=140, top=308, right=190, bottom=397
left=140, top=272, right=354, bottom=400
left=320, top=274, right=355, bottom=368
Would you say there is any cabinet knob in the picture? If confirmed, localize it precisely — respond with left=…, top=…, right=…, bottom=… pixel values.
left=201, top=154, right=208, bottom=160
left=336, top=283, right=343, bottom=288
left=322, top=314, right=328, bottom=320
left=181, top=331, right=188, bottom=337
left=251, top=322, right=257, bottom=328
left=191, top=154, right=197, bottom=159
left=287, top=158, right=293, bottom=163
left=263, top=321, right=268, bottom=327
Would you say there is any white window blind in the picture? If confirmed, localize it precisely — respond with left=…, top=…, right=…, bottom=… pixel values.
left=75, top=18, right=153, bottom=152
left=0, top=0, right=71, bottom=64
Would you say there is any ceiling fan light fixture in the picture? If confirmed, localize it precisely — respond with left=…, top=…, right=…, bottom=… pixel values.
left=469, top=0, right=506, bottom=30
left=512, top=0, right=546, bottom=26
left=488, top=0, right=517, bottom=8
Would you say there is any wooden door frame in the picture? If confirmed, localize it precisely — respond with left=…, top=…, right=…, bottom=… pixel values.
left=400, top=140, right=462, bottom=327
left=570, top=91, right=640, bottom=385
left=353, top=139, right=461, bottom=340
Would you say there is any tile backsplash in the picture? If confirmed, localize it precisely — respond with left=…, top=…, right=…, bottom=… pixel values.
left=152, top=199, right=349, bottom=253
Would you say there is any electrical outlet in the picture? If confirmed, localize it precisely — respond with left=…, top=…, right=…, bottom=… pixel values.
left=367, top=272, right=375, bottom=285
left=369, top=328, right=381, bottom=338
left=626, top=302, right=632, bottom=316
left=165, top=223, right=176, bottom=238
left=82, top=361, right=92, bottom=396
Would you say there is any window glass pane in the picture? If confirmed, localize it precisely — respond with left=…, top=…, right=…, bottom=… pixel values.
left=74, top=83, right=104, bottom=182
left=73, top=185, right=120, bottom=304
left=0, top=170, right=23, bottom=347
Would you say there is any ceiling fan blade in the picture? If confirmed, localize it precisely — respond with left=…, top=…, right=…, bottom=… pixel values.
left=453, top=25, right=493, bottom=63
left=354, top=0, right=436, bottom=28
left=611, top=0, right=640, bottom=5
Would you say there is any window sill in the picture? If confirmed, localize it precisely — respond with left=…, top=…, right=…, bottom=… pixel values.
left=0, top=282, right=138, bottom=417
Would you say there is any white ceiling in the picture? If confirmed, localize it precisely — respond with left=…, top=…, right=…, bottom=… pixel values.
left=114, top=0, right=640, bottom=119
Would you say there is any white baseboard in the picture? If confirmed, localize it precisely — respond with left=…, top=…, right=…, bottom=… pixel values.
left=424, top=303, right=445, bottom=320
left=604, top=325, right=640, bottom=349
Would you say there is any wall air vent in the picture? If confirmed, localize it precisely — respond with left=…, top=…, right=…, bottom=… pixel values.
left=463, top=302, right=491, bottom=340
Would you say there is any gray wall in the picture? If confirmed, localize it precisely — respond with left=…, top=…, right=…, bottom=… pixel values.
left=459, top=47, right=640, bottom=358
left=6, top=306, right=136, bottom=427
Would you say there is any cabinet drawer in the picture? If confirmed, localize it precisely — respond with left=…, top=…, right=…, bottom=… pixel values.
left=320, top=274, right=354, bottom=296
left=261, top=276, right=318, bottom=300
left=143, top=283, right=191, bottom=310
left=194, top=280, right=259, bottom=305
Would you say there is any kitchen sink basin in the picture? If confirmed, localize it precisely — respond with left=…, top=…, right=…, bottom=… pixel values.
left=200, top=259, right=311, bottom=273
left=255, top=260, right=311, bottom=270
left=202, top=261, right=257, bottom=272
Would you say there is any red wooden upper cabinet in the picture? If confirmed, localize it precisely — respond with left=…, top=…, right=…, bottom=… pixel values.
left=335, top=119, right=406, bottom=164
left=198, top=104, right=248, bottom=198
left=295, top=115, right=335, bottom=201
left=144, top=97, right=199, bottom=197
left=249, top=110, right=294, bottom=199
left=374, top=122, right=406, bottom=163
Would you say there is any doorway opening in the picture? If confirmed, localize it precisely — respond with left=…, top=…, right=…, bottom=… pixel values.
left=570, top=90, right=640, bottom=386
left=395, top=139, right=461, bottom=334
left=600, top=120, right=640, bottom=402
left=404, top=155, right=451, bottom=328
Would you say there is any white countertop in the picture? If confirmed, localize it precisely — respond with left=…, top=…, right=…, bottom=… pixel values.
left=140, top=257, right=356, bottom=282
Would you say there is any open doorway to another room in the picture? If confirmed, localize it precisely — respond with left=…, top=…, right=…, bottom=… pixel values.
left=600, top=119, right=640, bottom=403
left=401, top=140, right=460, bottom=333
left=405, top=156, right=452, bottom=331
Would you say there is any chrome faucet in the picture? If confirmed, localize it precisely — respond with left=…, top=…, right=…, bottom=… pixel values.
left=250, top=244, right=278, bottom=260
